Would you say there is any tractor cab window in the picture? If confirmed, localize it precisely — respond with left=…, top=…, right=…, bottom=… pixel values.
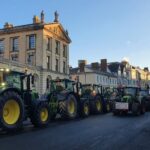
left=123, top=88, right=136, bottom=96
left=93, top=85, right=102, bottom=94
left=50, top=80, right=74, bottom=92
left=139, top=90, right=148, bottom=96
left=0, top=69, right=21, bottom=88
left=82, top=85, right=93, bottom=94
left=65, top=81, right=74, bottom=91
left=55, top=81, right=65, bottom=92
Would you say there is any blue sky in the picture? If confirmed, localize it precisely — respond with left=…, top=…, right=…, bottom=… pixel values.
left=0, top=0, right=150, bottom=68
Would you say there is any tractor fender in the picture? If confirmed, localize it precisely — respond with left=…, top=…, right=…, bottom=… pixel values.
left=66, top=92, right=80, bottom=103
left=0, top=87, right=22, bottom=97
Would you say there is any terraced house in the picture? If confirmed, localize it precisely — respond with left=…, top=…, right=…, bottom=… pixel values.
left=0, top=11, right=71, bottom=94
left=70, top=59, right=118, bottom=88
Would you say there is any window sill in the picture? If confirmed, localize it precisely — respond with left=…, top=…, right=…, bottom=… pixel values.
left=10, top=50, right=19, bottom=53
left=27, top=48, right=36, bottom=51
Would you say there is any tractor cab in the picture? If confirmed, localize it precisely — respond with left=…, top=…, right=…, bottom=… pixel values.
left=0, top=68, right=23, bottom=90
left=123, top=87, right=138, bottom=96
left=50, top=79, right=82, bottom=95
left=113, top=87, right=146, bottom=115
left=82, top=84, right=102, bottom=97
left=48, top=79, right=90, bottom=120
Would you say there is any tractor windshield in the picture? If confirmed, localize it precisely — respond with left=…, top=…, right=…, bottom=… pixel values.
left=93, top=85, right=101, bottom=94
left=123, top=88, right=136, bottom=96
left=50, top=80, right=74, bottom=92
left=0, top=69, right=22, bottom=89
left=82, top=85, right=93, bottom=94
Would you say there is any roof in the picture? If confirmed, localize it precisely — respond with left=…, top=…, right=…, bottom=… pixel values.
left=0, top=22, right=71, bottom=43
left=70, top=66, right=117, bottom=78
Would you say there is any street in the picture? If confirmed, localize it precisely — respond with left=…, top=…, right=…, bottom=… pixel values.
left=1, top=113, right=150, bottom=150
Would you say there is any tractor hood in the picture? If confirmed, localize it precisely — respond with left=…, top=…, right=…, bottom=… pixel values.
left=121, top=95, right=132, bottom=102
left=114, top=95, right=132, bottom=103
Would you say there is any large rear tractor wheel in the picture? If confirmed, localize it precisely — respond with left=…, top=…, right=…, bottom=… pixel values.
left=91, top=96, right=103, bottom=114
left=0, top=91, right=24, bottom=132
left=81, top=100, right=90, bottom=118
left=59, top=94, right=78, bottom=120
left=30, top=101, right=50, bottom=128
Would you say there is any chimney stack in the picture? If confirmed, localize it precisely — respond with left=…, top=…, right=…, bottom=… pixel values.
left=91, top=62, right=99, bottom=70
left=144, top=67, right=149, bottom=72
left=4, top=22, right=13, bottom=29
left=33, top=15, right=40, bottom=24
left=101, top=59, right=107, bottom=72
left=78, top=60, right=87, bottom=72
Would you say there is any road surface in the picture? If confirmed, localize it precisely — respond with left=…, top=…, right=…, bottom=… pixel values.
left=0, top=112, right=150, bottom=150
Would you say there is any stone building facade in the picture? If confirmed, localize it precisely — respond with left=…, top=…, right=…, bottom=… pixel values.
left=70, top=60, right=118, bottom=88
left=0, top=11, right=71, bottom=94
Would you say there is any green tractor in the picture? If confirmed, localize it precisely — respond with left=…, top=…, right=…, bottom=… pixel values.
left=47, top=79, right=90, bottom=120
left=0, top=69, right=50, bottom=132
left=112, top=87, right=146, bottom=116
left=82, top=84, right=111, bottom=114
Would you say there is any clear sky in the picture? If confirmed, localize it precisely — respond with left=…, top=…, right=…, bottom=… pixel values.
left=0, top=0, right=150, bottom=68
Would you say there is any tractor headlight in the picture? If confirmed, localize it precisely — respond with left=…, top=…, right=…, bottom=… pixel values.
left=5, top=68, right=10, bottom=72
left=0, top=68, right=4, bottom=71
left=91, top=90, right=96, bottom=96
left=1, top=82, right=6, bottom=86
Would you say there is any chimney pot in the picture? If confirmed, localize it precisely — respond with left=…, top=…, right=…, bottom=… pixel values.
left=101, top=59, right=107, bottom=72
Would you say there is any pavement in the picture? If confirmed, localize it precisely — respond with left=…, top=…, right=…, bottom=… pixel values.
left=1, top=112, right=150, bottom=150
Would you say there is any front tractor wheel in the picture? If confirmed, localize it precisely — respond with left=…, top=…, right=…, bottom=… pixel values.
left=30, top=101, right=50, bottom=128
left=59, top=94, right=78, bottom=120
left=81, top=100, right=90, bottom=118
left=91, top=96, right=103, bottom=114
left=0, top=91, right=24, bottom=132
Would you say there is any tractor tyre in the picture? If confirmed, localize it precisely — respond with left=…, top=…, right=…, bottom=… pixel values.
left=59, top=94, right=78, bottom=120
left=0, top=91, right=24, bottom=132
left=30, top=101, right=50, bottom=128
left=132, top=102, right=141, bottom=116
left=91, top=96, right=103, bottom=114
left=113, top=110, right=120, bottom=116
left=50, top=114, right=56, bottom=121
left=141, top=100, right=146, bottom=115
left=104, top=101, right=111, bottom=113
left=81, top=100, right=90, bottom=118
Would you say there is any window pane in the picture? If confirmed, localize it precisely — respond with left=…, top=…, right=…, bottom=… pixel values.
left=29, top=35, right=36, bottom=49
left=11, top=54, right=18, bottom=61
left=47, top=38, right=52, bottom=51
left=47, top=56, right=50, bottom=69
left=27, top=53, right=35, bottom=65
left=63, top=61, right=66, bottom=73
left=56, top=59, right=58, bottom=71
left=55, top=41, right=60, bottom=54
left=12, top=38, right=19, bottom=51
left=0, top=40, right=4, bottom=52
left=63, top=45, right=67, bottom=57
